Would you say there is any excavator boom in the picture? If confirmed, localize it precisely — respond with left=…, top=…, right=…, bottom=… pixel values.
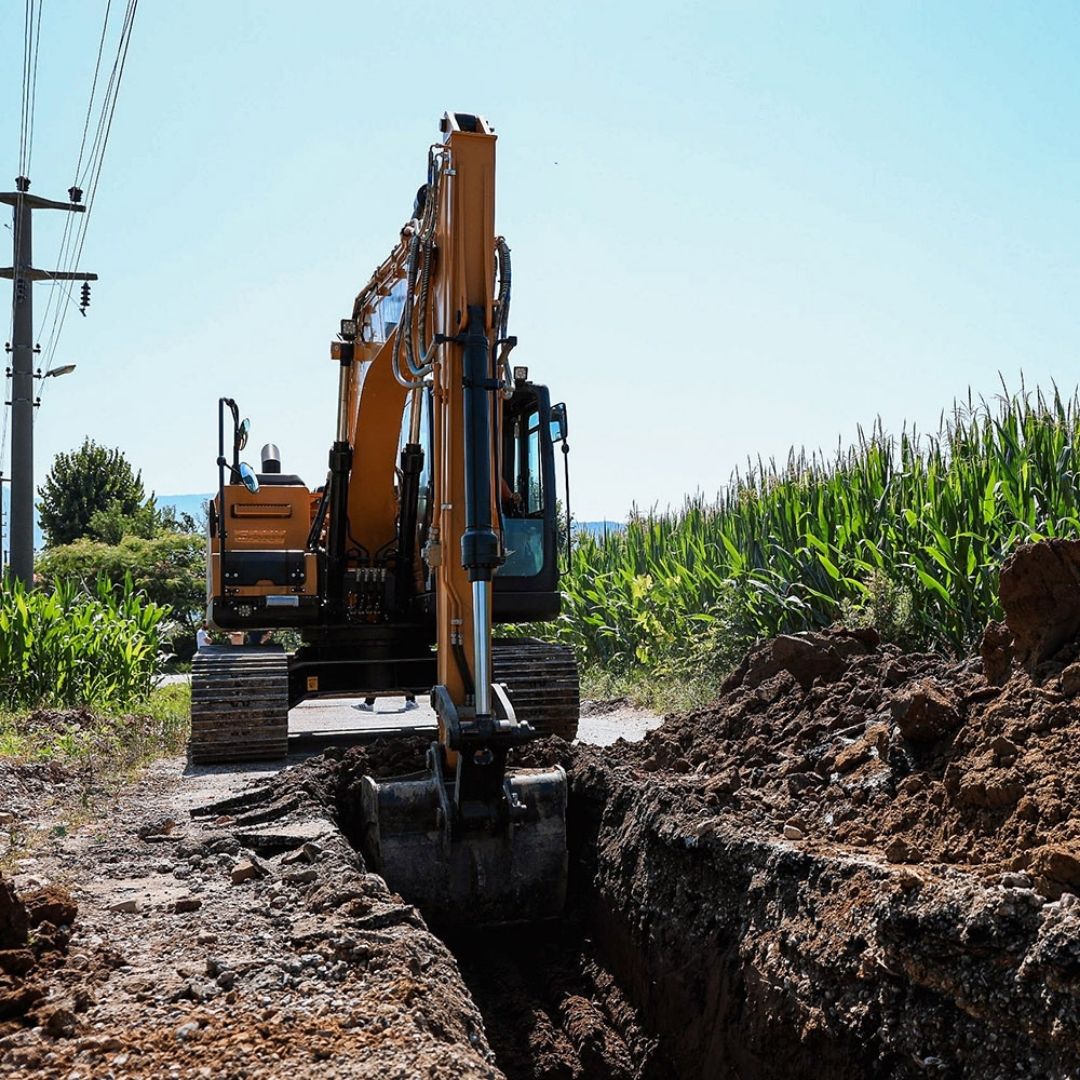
left=358, top=113, right=568, bottom=925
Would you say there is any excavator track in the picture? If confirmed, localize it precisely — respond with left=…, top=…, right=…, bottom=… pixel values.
left=493, top=638, right=580, bottom=741
left=189, top=646, right=290, bottom=764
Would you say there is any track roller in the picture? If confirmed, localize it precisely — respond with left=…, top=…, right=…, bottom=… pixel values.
left=493, top=638, right=580, bottom=740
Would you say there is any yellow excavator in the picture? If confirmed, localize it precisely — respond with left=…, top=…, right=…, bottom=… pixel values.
left=192, top=112, right=578, bottom=924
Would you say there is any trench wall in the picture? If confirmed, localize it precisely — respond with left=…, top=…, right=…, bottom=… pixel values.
left=571, top=773, right=1080, bottom=1080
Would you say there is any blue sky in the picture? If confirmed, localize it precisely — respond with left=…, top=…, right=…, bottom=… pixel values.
left=3, top=1, right=1080, bottom=521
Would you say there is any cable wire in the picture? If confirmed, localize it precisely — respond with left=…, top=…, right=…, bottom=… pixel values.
left=38, top=0, right=137, bottom=404
left=25, top=0, right=43, bottom=176
left=36, top=0, right=112, bottom=350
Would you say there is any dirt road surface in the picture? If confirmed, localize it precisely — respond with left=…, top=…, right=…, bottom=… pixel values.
left=0, top=698, right=661, bottom=1080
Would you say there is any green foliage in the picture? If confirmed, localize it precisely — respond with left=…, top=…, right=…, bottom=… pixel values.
left=553, top=387, right=1080, bottom=698
left=38, top=438, right=147, bottom=546
left=86, top=499, right=199, bottom=545
left=0, top=576, right=168, bottom=710
left=840, top=571, right=919, bottom=651
left=35, top=534, right=205, bottom=647
left=86, top=500, right=159, bottom=544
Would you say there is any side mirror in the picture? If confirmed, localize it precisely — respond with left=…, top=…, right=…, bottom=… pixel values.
left=237, top=418, right=251, bottom=453
left=238, top=462, right=260, bottom=494
left=550, top=402, right=568, bottom=443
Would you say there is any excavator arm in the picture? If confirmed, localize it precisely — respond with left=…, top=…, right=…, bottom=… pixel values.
left=348, top=113, right=568, bottom=925
left=195, top=112, right=571, bottom=926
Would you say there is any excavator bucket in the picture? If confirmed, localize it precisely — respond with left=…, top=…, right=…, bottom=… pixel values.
left=360, top=748, right=568, bottom=928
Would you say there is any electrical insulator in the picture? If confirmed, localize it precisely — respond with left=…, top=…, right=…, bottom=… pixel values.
left=79, top=282, right=91, bottom=314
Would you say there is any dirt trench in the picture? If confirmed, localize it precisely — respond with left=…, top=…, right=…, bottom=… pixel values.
left=6, top=541, right=1080, bottom=1078
left=318, top=541, right=1080, bottom=1078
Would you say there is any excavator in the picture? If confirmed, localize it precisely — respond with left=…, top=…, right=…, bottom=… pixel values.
left=192, top=112, right=578, bottom=924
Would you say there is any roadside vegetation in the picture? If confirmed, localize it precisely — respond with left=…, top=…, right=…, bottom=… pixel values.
left=0, top=575, right=189, bottom=778
left=0, top=576, right=166, bottom=711
left=556, top=387, right=1080, bottom=710
left=0, top=440, right=197, bottom=798
left=35, top=438, right=205, bottom=660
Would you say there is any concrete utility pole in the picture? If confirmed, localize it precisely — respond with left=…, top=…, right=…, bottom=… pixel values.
left=1, top=177, right=97, bottom=587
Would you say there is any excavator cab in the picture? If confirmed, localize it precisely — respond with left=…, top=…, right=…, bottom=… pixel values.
left=494, top=377, right=566, bottom=622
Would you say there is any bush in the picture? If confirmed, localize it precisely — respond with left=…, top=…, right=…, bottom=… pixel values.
left=35, top=534, right=205, bottom=658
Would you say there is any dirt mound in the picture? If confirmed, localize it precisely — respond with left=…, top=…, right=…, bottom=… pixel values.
left=1000, top=539, right=1080, bottom=668
left=0, top=873, right=76, bottom=1031
left=588, top=622, right=1080, bottom=888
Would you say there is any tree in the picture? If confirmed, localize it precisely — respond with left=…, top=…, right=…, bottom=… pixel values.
left=38, top=439, right=147, bottom=547
left=35, top=534, right=206, bottom=659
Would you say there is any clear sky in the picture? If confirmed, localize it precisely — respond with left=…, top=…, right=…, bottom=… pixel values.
left=2, top=1, right=1080, bottom=521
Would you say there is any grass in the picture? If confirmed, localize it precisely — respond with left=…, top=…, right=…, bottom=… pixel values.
left=580, top=665, right=728, bottom=715
left=0, top=682, right=190, bottom=781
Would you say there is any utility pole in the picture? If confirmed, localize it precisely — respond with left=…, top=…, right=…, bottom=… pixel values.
left=1, top=177, right=96, bottom=587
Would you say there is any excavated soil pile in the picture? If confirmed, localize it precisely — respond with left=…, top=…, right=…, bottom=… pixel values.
left=541, top=540, right=1080, bottom=1079
left=8, top=540, right=1080, bottom=1079
left=0, top=874, right=77, bottom=1035
left=597, top=624, right=1079, bottom=883
left=272, top=540, right=1080, bottom=1079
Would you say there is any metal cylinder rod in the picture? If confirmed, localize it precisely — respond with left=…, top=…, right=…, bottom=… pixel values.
left=336, top=359, right=351, bottom=441
left=472, top=579, right=492, bottom=717
left=408, top=386, right=423, bottom=443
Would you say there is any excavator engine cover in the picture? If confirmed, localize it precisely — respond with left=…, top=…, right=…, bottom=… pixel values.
left=360, top=747, right=568, bottom=928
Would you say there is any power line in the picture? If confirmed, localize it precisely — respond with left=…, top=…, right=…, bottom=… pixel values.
left=73, top=0, right=112, bottom=185
left=38, top=0, right=137, bottom=403
left=35, top=0, right=110, bottom=358
left=26, top=1, right=43, bottom=176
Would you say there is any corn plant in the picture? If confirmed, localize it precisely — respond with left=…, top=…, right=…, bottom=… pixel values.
left=554, top=386, right=1080, bottom=676
left=0, top=574, right=168, bottom=710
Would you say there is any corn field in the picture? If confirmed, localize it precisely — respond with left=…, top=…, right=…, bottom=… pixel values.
left=556, top=388, right=1080, bottom=677
left=0, top=575, right=168, bottom=711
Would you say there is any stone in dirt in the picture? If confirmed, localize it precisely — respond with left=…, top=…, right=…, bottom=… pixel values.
left=21, top=885, right=77, bottom=929
left=230, top=859, right=263, bottom=885
left=981, top=619, right=1015, bottom=685
left=890, top=677, right=960, bottom=742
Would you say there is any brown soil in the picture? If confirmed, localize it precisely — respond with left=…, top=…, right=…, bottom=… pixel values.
left=5, top=539, right=1080, bottom=1078
left=0, top=875, right=77, bottom=1035
left=596, top=626, right=1080, bottom=885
